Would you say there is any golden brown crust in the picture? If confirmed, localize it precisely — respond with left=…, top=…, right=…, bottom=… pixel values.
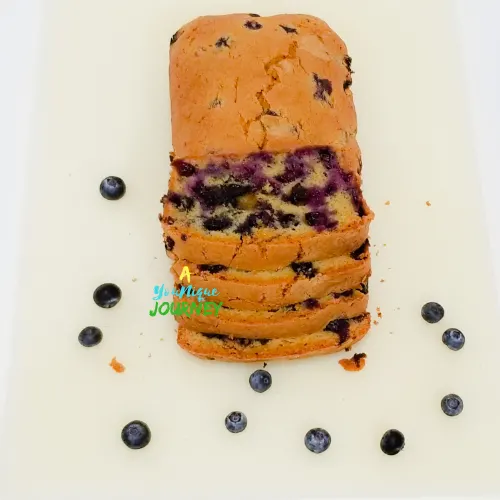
left=170, top=14, right=357, bottom=159
left=173, top=290, right=368, bottom=338
left=177, top=313, right=371, bottom=362
left=162, top=199, right=373, bottom=271
left=170, top=253, right=371, bottom=310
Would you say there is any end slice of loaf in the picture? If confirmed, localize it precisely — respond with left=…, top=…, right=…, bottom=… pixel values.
left=177, top=313, right=371, bottom=362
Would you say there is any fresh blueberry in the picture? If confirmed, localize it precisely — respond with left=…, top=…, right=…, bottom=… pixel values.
left=280, top=25, right=297, bottom=34
left=165, top=236, right=175, bottom=251
left=244, top=20, right=262, bottom=30
left=93, top=283, right=122, bottom=309
left=203, top=216, right=232, bottom=231
left=121, top=420, right=151, bottom=450
left=304, top=428, right=331, bottom=454
left=199, top=264, right=227, bottom=273
left=313, top=74, right=333, bottom=101
left=380, top=429, right=405, bottom=456
left=442, top=328, right=465, bottom=351
left=421, top=302, right=445, bottom=323
left=78, top=326, right=103, bottom=347
left=441, top=394, right=463, bottom=417
left=324, top=319, right=350, bottom=344
left=225, top=411, right=247, bottom=433
left=99, top=176, right=126, bottom=200
left=291, top=261, right=316, bottom=279
left=249, top=369, right=272, bottom=393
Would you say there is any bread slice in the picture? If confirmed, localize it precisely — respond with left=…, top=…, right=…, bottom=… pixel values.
left=177, top=313, right=371, bottom=362
left=161, top=146, right=373, bottom=271
left=174, top=282, right=368, bottom=338
left=170, top=240, right=370, bottom=310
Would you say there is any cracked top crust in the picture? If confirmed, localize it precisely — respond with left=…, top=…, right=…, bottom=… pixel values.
left=169, top=13, right=357, bottom=158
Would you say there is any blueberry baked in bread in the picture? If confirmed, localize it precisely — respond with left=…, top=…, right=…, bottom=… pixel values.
left=161, top=13, right=373, bottom=361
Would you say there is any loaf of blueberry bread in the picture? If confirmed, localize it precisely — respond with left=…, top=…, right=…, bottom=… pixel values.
left=162, top=13, right=373, bottom=271
left=170, top=240, right=370, bottom=311
left=174, top=282, right=367, bottom=338
left=177, top=313, right=371, bottom=362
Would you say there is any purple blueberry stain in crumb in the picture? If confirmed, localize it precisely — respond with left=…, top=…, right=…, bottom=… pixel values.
left=165, top=236, right=175, bottom=251
left=303, top=298, right=320, bottom=309
left=276, top=153, right=308, bottom=183
left=203, top=216, right=233, bottom=232
left=291, top=261, right=316, bottom=279
left=313, top=73, right=333, bottom=101
left=215, top=37, right=230, bottom=48
left=180, top=234, right=187, bottom=242
left=244, top=20, right=262, bottom=30
left=235, top=213, right=259, bottom=235
left=280, top=25, right=298, bottom=34
left=307, top=187, right=326, bottom=208
left=276, top=211, right=298, bottom=228
left=325, top=319, right=350, bottom=344
left=192, top=182, right=253, bottom=208
left=173, top=160, right=197, bottom=177
left=166, top=192, right=194, bottom=212
left=199, top=264, right=227, bottom=274
left=317, top=147, right=339, bottom=170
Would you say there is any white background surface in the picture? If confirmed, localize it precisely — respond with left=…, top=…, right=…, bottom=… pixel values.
left=0, top=0, right=499, bottom=496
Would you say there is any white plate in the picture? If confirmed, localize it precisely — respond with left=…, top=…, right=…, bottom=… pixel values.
left=2, top=0, right=500, bottom=498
